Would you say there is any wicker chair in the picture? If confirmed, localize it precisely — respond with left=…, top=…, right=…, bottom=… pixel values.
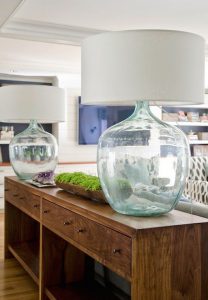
left=184, top=156, right=208, bottom=204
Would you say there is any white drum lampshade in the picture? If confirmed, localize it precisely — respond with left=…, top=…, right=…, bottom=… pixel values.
left=82, top=30, right=204, bottom=106
left=0, top=85, right=65, bottom=180
left=81, top=30, right=205, bottom=216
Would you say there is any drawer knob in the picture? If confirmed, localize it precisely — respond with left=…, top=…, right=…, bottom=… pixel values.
left=76, top=228, right=84, bottom=233
left=33, top=204, right=39, bottom=208
left=43, top=209, right=50, bottom=214
left=19, top=196, right=24, bottom=200
left=64, top=221, right=71, bottom=225
left=13, top=194, right=18, bottom=197
left=4, top=189, right=9, bottom=192
left=113, top=249, right=121, bottom=254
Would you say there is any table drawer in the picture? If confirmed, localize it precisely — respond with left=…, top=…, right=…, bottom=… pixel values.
left=5, top=181, right=40, bottom=220
left=42, top=199, right=132, bottom=279
left=75, top=213, right=132, bottom=279
left=42, top=198, right=77, bottom=239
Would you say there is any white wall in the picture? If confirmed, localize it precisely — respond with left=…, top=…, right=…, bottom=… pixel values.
left=205, top=58, right=208, bottom=89
left=57, top=75, right=97, bottom=162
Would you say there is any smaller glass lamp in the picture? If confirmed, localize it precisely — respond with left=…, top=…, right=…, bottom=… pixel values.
left=81, top=30, right=205, bottom=216
left=0, top=85, right=65, bottom=180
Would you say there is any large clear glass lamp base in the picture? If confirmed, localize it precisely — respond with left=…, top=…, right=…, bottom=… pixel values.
left=97, top=101, right=190, bottom=216
left=9, top=120, right=58, bottom=180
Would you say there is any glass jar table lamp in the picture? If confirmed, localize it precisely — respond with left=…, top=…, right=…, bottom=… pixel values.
left=81, top=30, right=205, bottom=216
left=9, top=120, right=58, bottom=180
left=0, top=85, right=65, bottom=180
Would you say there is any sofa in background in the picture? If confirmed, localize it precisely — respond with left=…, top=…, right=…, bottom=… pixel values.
left=177, top=156, right=208, bottom=217
left=183, top=156, right=208, bottom=204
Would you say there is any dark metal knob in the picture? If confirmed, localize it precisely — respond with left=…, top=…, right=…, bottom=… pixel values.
left=19, top=197, right=24, bottom=200
left=77, top=228, right=84, bottom=233
left=63, top=221, right=71, bottom=225
left=4, top=189, right=9, bottom=192
left=113, top=249, right=121, bottom=254
left=13, top=194, right=18, bottom=197
left=33, top=204, right=39, bottom=208
left=43, top=210, right=50, bottom=213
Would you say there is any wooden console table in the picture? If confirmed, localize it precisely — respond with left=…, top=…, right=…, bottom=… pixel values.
left=4, top=176, right=208, bottom=299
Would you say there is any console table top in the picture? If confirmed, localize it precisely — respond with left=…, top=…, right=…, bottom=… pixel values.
left=7, top=176, right=208, bottom=237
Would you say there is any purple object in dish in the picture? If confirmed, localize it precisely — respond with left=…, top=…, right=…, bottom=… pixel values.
left=33, top=171, right=55, bottom=185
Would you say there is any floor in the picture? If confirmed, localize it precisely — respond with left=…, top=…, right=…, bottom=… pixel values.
left=0, top=212, right=39, bottom=299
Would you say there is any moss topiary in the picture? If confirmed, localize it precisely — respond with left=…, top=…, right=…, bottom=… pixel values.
left=108, top=178, right=133, bottom=200
left=55, top=172, right=102, bottom=191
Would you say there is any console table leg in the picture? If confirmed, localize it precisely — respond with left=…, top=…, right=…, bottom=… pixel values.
left=132, top=224, right=208, bottom=300
left=4, top=201, right=13, bottom=259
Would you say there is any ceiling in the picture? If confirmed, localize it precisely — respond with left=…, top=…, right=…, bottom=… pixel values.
left=1, top=0, right=208, bottom=77
left=1, top=0, right=208, bottom=46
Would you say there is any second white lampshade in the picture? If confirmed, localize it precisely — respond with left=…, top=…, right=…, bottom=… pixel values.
left=0, top=85, right=65, bottom=122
